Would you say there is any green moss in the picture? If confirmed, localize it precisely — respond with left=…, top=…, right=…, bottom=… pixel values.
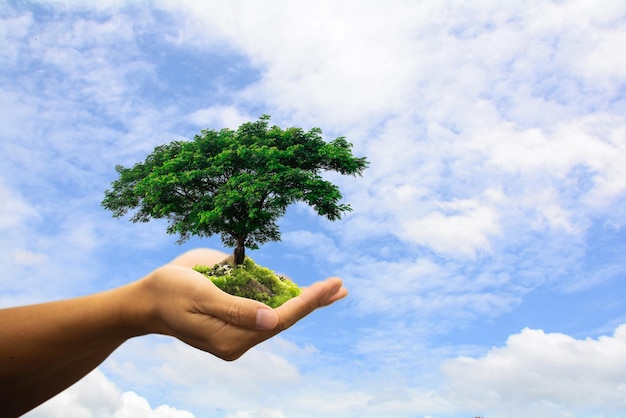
left=193, top=257, right=301, bottom=308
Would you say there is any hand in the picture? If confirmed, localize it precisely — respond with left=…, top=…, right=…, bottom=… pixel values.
left=0, top=248, right=348, bottom=416
left=132, top=248, right=348, bottom=360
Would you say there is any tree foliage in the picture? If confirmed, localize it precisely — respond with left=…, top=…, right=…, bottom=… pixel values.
left=102, top=115, right=368, bottom=265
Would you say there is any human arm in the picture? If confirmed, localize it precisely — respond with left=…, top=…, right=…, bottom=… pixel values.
left=0, top=248, right=348, bottom=416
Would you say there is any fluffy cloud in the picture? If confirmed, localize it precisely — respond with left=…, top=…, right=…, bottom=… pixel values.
left=0, top=179, right=40, bottom=230
left=399, top=198, right=501, bottom=259
left=30, top=324, right=626, bottom=418
left=99, top=336, right=455, bottom=418
left=442, top=325, right=626, bottom=417
left=102, top=336, right=303, bottom=414
left=186, top=105, right=253, bottom=130
left=25, top=369, right=195, bottom=418
left=225, top=410, right=286, bottom=418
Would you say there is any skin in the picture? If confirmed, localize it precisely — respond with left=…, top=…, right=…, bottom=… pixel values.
left=0, top=248, right=348, bottom=417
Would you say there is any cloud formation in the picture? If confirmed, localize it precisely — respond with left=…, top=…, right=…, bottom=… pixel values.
left=28, top=324, right=626, bottom=418
left=443, top=325, right=626, bottom=417
left=26, top=369, right=195, bottom=418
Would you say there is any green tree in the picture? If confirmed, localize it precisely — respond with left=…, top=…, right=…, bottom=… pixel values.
left=102, top=115, right=368, bottom=265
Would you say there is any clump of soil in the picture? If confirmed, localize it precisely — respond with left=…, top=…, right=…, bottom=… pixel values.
left=193, top=257, right=301, bottom=308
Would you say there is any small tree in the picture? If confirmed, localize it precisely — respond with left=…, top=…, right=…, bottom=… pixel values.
left=102, top=115, right=368, bottom=265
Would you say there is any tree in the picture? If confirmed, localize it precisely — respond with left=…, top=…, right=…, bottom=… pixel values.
left=102, top=115, right=368, bottom=265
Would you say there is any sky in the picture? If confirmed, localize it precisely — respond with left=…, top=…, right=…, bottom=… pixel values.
left=1, top=0, right=626, bottom=417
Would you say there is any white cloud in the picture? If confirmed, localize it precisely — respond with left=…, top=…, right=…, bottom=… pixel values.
left=103, top=336, right=304, bottom=413
left=0, top=11, right=33, bottom=65
left=113, top=392, right=195, bottom=418
left=442, top=324, right=626, bottom=417
left=400, top=198, right=501, bottom=259
left=0, top=179, right=40, bottom=229
left=11, top=248, right=50, bottom=265
left=225, top=409, right=286, bottom=418
left=0, top=6, right=191, bottom=302
left=104, top=335, right=456, bottom=418
left=25, top=369, right=195, bottom=418
left=282, top=229, right=345, bottom=265
left=26, top=324, right=626, bottom=418
left=186, top=105, right=252, bottom=130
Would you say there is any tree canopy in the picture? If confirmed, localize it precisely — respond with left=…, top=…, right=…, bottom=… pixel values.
left=102, top=115, right=368, bottom=265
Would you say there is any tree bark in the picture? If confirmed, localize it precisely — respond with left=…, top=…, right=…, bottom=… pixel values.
left=234, top=240, right=246, bottom=265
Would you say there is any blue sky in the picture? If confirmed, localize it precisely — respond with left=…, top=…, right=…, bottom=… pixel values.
left=2, top=1, right=626, bottom=417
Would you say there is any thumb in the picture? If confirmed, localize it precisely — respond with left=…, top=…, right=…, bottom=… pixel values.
left=254, top=307, right=279, bottom=330
left=213, top=293, right=279, bottom=330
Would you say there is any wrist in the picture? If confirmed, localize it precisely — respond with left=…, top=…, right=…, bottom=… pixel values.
left=112, top=278, right=156, bottom=339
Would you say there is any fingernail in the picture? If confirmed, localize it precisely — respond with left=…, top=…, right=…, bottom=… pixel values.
left=256, top=308, right=278, bottom=330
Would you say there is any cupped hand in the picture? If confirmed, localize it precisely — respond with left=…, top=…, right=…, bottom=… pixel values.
left=135, top=248, right=348, bottom=360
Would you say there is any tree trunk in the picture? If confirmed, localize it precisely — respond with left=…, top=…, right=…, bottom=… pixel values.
left=234, top=241, right=246, bottom=265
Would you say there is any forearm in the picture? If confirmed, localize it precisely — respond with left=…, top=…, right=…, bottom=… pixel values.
left=3, top=341, right=124, bottom=417
left=0, top=282, right=145, bottom=415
